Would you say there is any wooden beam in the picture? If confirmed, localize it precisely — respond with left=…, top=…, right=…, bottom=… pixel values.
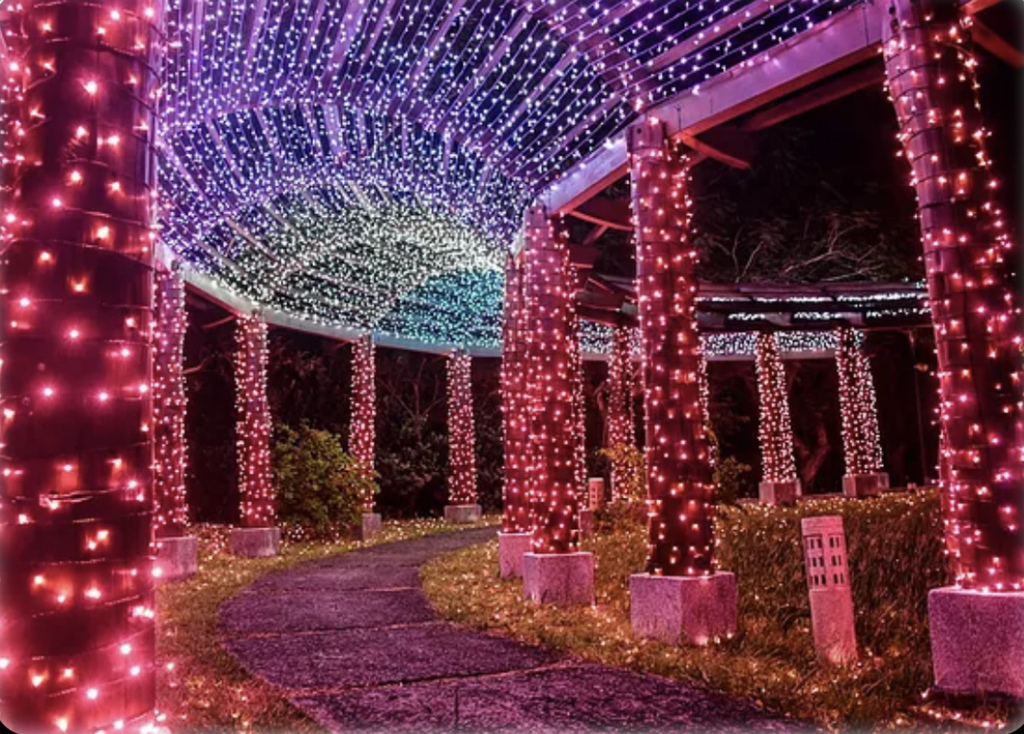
left=569, top=196, right=632, bottom=231
left=680, top=125, right=754, bottom=169
left=582, top=224, right=609, bottom=247
left=972, top=17, right=1024, bottom=68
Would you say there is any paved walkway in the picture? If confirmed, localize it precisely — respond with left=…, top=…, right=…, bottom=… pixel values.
left=220, top=527, right=809, bottom=732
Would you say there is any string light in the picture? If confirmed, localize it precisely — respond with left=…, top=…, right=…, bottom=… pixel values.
left=835, top=327, right=884, bottom=478
left=501, top=254, right=532, bottom=533
left=446, top=351, right=478, bottom=506
left=350, top=335, right=377, bottom=511
left=754, top=333, right=799, bottom=484
left=235, top=314, right=275, bottom=528
left=883, top=0, right=1023, bottom=590
left=153, top=267, right=190, bottom=537
left=0, top=0, right=162, bottom=730
left=607, top=324, right=637, bottom=500
left=628, top=119, right=714, bottom=578
left=523, top=206, right=581, bottom=554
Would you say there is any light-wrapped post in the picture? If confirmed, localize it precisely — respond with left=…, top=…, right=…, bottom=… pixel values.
left=230, top=314, right=279, bottom=557
left=0, top=0, right=164, bottom=730
left=835, top=327, right=888, bottom=498
left=627, top=119, right=736, bottom=646
left=607, top=325, right=635, bottom=501
left=499, top=254, right=532, bottom=577
left=445, top=351, right=481, bottom=524
left=520, top=205, right=593, bottom=604
left=755, top=333, right=801, bottom=505
left=883, top=0, right=1024, bottom=698
left=152, top=266, right=197, bottom=578
left=350, top=334, right=380, bottom=539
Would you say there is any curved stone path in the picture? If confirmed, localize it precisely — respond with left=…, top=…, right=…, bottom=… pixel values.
left=220, top=527, right=811, bottom=732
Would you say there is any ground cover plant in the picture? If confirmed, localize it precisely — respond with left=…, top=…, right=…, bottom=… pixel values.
left=422, top=491, right=1019, bottom=732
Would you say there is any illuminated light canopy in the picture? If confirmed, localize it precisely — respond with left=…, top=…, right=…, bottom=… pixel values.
left=884, top=0, right=1023, bottom=591
left=150, top=0, right=864, bottom=349
left=153, top=268, right=190, bottom=537
left=446, top=352, right=478, bottom=506
left=523, top=207, right=580, bottom=554
left=629, top=119, right=714, bottom=578
left=835, top=327, right=884, bottom=478
left=235, top=314, right=275, bottom=528
left=350, top=334, right=377, bottom=511
left=754, top=333, right=798, bottom=484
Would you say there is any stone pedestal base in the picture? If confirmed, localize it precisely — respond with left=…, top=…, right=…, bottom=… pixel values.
left=842, top=472, right=889, bottom=498
left=498, top=531, right=532, bottom=579
left=444, top=504, right=482, bottom=524
left=630, top=572, right=738, bottom=646
left=523, top=552, right=594, bottom=606
left=758, top=480, right=801, bottom=505
left=579, top=508, right=595, bottom=538
left=230, top=527, right=281, bottom=558
left=155, top=535, right=198, bottom=581
left=359, top=512, right=383, bottom=541
left=929, top=587, right=1024, bottom=699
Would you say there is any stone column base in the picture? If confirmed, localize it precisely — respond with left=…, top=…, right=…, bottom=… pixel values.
left=230, top=527, right=281, bottom=558
left=842, top=472, right=889, bottom=498
left=579, top=508, right=595, bottom=538
left=523, top=552, right=594, bottom=605
left=758, top=480, right=801, bottom=505
left=630, top=572, right=738, bottom=646
left=155, top=535, right=198, bottom=581
left=498, top=531, right=532, bottom=579
left=359, top=512, right=383, bottom=541
left=929, top=586, right=1024, bottom=699
left=444, top=504, right=482, bottom=524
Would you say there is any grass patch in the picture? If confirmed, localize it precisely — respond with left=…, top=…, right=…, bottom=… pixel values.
left=422, top=494, right=1018, bottom=732
left=157, top=516, right=499, bottom=732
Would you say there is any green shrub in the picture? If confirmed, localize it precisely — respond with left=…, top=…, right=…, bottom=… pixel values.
left=716, top=490, right=951, bottom=659
left=273, top=424, right=378, bottom=538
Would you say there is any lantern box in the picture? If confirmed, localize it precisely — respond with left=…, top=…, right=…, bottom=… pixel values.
left=579, top=508, right=595, bottom=538
left=523, top=551, right=594, bottom=605
left=801, top=515, right=857, bottom=665
left=587, top=477, right=606, bottom=510
left=630, top=572, right=737, bottom=646
left=444, top=504, right=482, bottom=524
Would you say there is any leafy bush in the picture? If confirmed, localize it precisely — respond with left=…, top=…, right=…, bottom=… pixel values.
left=273, top=424, right=377, bottom=538
left=597, top=442, right=646, bottom=503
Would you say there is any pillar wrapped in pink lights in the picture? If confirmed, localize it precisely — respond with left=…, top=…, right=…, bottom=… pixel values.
left=0, top=0, right=164, bottom=730
left=883, top=0, right=1024, bottom=698
left=627, top=119, right=736, bottom=646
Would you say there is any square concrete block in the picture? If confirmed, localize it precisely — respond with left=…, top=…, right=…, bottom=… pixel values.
left=758, top=480, right=801, bottom=505
left=498, top=531, right=532, bottom=579
left=630, top=572, right=737, bottom=646
left=230, top=527, right=281, bottom=558
left=579, top=508, right=595, bottom=538
left=522, top=552, right=594, bottom=606
left=359, top=512, right=383, bottom=541
left=444, top=504, right=482, bottom=524
left=929, top=586, right=1024, bottom=699
left=842, top=472, right=888, bottom=498
left=155, top=535, right=198, bottom=581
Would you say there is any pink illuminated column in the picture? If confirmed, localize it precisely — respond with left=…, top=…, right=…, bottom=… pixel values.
left=628, top=120, right=715, bottom=577
left=522, top=206, right=581, bottom=554
left=884, top=0, right=1024, bottom=698
left=445, top=351, right=481, bottom=523
left=153, top=267, right=189, bottom=537
left=755, top=333, right=801, bottom=504
left=835, top=327, right=887, bottom=497
left=607, top=325, right=636, bottom=499
left=501, top=253, right=531, bottom=534
left=350, top=334, right=378, bottom=529
left=234, top=314, right=274, bottom=528
left=884, top=0, right=1022, bottom=589
left=0, top=0, right=164, bottom=730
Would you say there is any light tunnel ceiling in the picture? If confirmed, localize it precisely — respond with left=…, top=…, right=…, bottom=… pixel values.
left=160, top=0, right=862, bottom=348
